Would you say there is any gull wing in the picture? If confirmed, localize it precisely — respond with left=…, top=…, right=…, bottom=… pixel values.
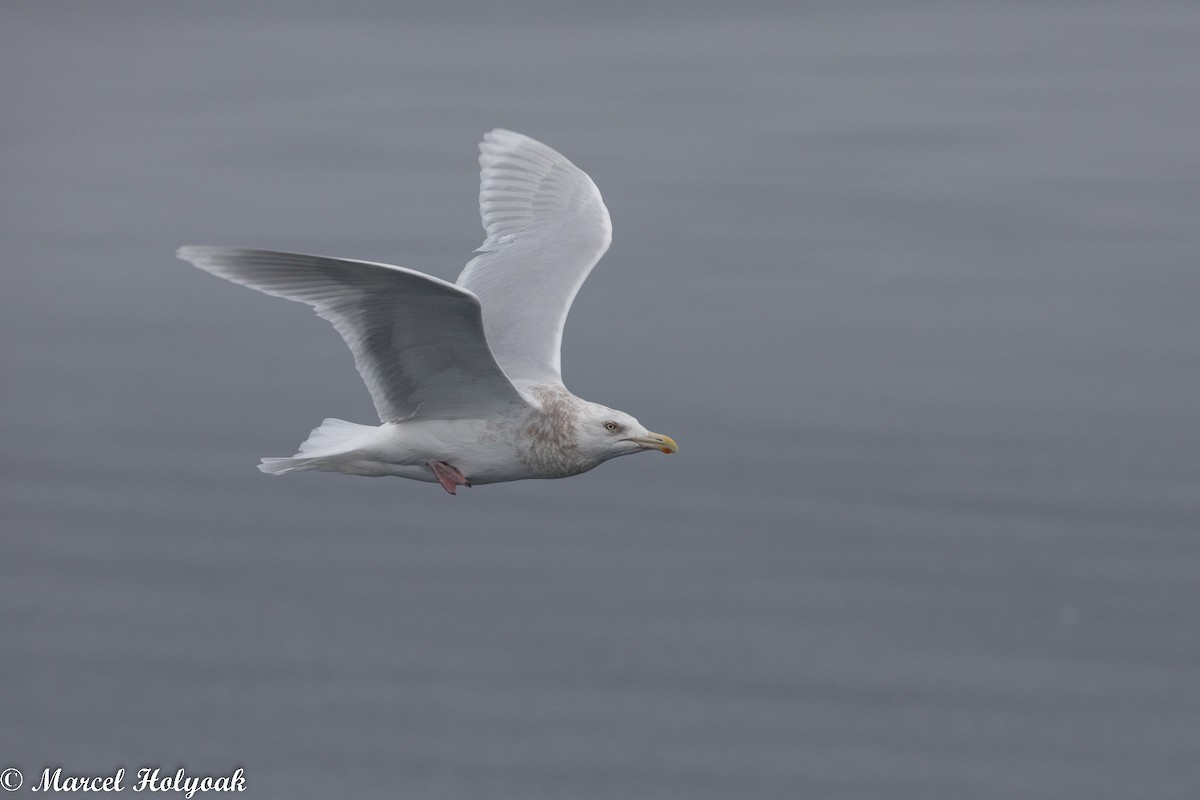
left=456, top=129, right=613, bottom=387
left=178, top=247, right=525, bottom=422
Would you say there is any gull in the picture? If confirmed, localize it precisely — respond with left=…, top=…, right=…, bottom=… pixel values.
left=178, top=129, right=677, bottom=495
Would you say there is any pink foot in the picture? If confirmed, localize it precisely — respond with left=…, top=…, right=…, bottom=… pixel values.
left=429, top=461, right=471, bottom=495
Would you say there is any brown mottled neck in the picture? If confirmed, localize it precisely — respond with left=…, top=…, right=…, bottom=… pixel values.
left=516, top=387, right=593, bottom=478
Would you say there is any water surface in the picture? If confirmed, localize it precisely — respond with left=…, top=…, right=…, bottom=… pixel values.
left=3, top=2, right=1199, bottom=798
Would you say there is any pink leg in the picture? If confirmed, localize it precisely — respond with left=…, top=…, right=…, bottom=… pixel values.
left=428, top=461, right=471, bottom=495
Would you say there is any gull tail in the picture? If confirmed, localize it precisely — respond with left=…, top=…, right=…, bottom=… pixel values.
left=257, top=418, right=376, bottom=475
left=258, top=457, right=315, bottom=475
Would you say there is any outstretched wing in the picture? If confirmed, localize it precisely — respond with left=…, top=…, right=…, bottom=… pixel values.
left=178, top=247, right=525, bottom=422
left=456, top=129, right=613, bottom=387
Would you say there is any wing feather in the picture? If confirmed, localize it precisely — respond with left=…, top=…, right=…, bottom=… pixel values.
left=178, top=247, right=524, bottom=422
left=456, top=130, right=612, bottom=387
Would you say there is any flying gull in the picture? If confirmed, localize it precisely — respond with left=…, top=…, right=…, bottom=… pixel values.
left=179, top=129, right=677, bottom=495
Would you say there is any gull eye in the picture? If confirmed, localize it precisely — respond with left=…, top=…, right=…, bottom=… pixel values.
left=604, top=421, right=620, bottom=432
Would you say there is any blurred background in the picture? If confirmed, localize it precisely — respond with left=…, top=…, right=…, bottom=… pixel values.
left=3, top=1, right=1198, bottom=798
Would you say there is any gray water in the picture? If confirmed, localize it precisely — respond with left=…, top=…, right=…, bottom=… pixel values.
left=3, top=2, right=1199, bottom=798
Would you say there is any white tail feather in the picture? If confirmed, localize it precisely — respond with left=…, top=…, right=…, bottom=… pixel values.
left=296, top=418, right=375, bottom=456
left=258, top=457, right=315, bottom=475
left=256, top=418, right=376, bottom=475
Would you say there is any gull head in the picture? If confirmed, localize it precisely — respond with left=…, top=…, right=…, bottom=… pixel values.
left=519, top=388, right=678, bottom=479
left=575, top=403, right=679, bottom=465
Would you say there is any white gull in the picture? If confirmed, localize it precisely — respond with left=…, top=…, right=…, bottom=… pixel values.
left=178, top=129, right=677, bottom=495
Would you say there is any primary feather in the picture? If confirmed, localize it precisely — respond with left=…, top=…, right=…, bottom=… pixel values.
left=458, top=129, right=612, bottom=386
left=177, top=247, right=523, bottom=422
